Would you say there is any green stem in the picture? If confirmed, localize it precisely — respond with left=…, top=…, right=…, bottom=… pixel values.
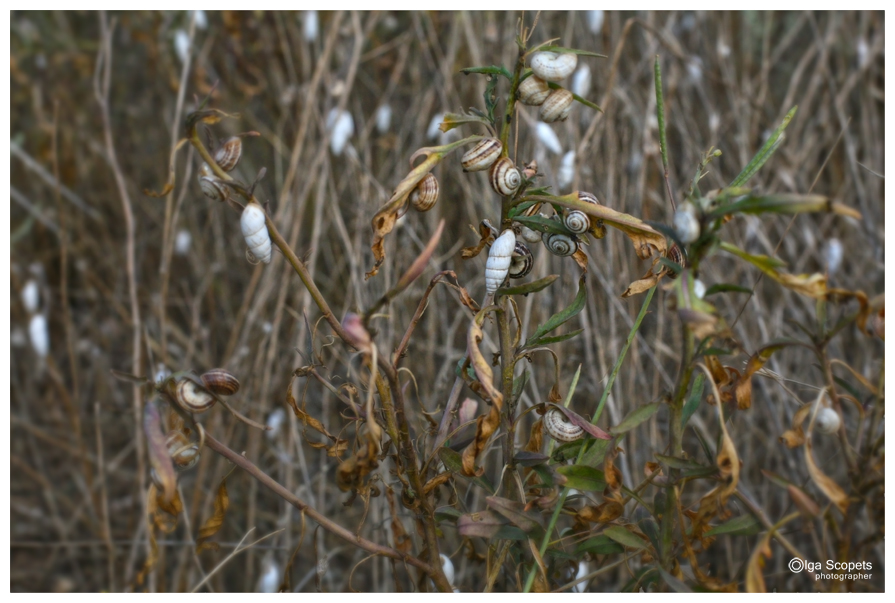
left=523, top=286, right=656, bottom=592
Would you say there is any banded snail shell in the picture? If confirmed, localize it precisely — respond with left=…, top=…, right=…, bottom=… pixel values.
left=165, top=431, right=201, bottom=470
left=530, top=51, right=578, bottom=82
left=543, top=407, right=585, bottom=442
left=509, top=241, right=533, bottom=279
left=518, top=75, right=550, bottom=106
left=461, top=138, right=502, bottom=172
left=409, top=173, right=439, bottom=212
left=577, top=191, right=606, bottom=237
left=198, top=164, right=227, bottom=202
left=485, top=230, right=516, bottom=294
left=543, top=231, right=578, bottom=257
left=241, top=203, right=272, bottom=264
left=666, top=244, right=688, bottom=278
left=213, top=137, right=243, bottom=172
left=563, top=209, right=590, bottom=234
left=816, top=407, right=841, bottom=434
left=489, top=157, right=522, bottom=197
left=200, top=369, right=240, bottom=396
left=539, top=89, right=574, bottom=123
left=176, top=378, right=216, bottom=413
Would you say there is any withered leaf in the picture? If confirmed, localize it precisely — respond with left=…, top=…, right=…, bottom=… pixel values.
left=144, top=398, right=176, bottom=504
left=196, top=475, right=230, bottom=552
left=461, top=307, right=504, bottom=475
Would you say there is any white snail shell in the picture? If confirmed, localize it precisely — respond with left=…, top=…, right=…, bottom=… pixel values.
left=213, top=137, right=243, bottom=172
left=485, top=230, right=516, bottom=294
left=520, top=225, right=542, bottom=245
left=509, top=241, right=533, bottom=279
left=198, top=164, right=228, bottom=202
left=563, top=209, right=590, bottom=234
left=518, top=75, right=551, bottom=106
left=816, top=407, right=841, bottom=434
left=461, top=138, right=502, bottom=172
left=489, top=157, right=522, bottom=196
left=543, top=407, right=585, bottom=442
left=539, top=89, right=574, bottom=123
left=241, top=203, right=272, bottom=264
left=543, top=231, right=578, bottom=257
left=530, top=51, right=578, bottom=82
left=166, top=431, right=200, bottom=470
left=673, top=202, right=700, bottom=244
left=176, top=378, right=216, bottom=413
left=409, top=173, right=439, bottom=212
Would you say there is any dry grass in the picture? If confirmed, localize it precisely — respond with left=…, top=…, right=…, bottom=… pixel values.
left=9, top=10, right=884, bottom=592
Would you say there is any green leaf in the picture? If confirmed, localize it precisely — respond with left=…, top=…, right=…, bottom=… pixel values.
left=760, top=469, right=793, bottom=490
left=526, top=328, right=584, bottom=347
left=530, top=463, right=567, bottom=488
left=575, top=535, right=624, bottom=556
left=637, top=516, right=661, bottom=552
left=439, top=112, right=492, bottom=134
left=730, top=106, right=796, bottom=187
left=654, top=56, right=669, bottom=171
left=658, top=567, right=692, bottom=592
left=512, top=369, right=529, bottom=401
left=555, top=465, right=606, bottom=491
left=535, top=46, right=607, bottom=58
left=681, top=373, right=705, bottom=428
left=513, top=214, right=572, bottom=236
left=603, top=525, right=648, bottom=550
left=508, top=200, right=540, bottom=218
left=459, top=65, right=513, bottom=79
left=551, top=440, right=584, bottom=463
left=579, top=437, right=611, bottom=468
left=705, top=283, right=753, bottom=296
left=497, top=275, right=558, bottom=297
left=438, top=448, right=494, bottom=494
left=610, top=402, right=661, bottom=436
left=706, top=514, right=763, bottom=537
left=719, top=241, right=828, bottom=298
left=486, top=496, right=545, bottom=534
left=514, top=451, right=550, bottom=467
left=524, top=276, right=587, bottom=347
left=709, top=192, right=858, bottom=220
left=654, top=454, right=707, bottom=471
left=435, top=506, right=462, bottom=523
left=657, top=256, right=684, bottom=276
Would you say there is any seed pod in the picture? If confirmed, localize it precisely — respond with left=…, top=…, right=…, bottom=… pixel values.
left=540, top=89, right=574, bottom=123
left=485, top=230, right=516, bottom=294
left=213, top=137, right=242, bottom=172
left=816, top=407, right=841, bottom=434
left=489, top=157, right=522, bottom=196
left=461, top=138, right=502, bottom=172
left=563, top=209, right=590, bottom=234
left=198, top=164, right=227, bottom=202
left=530, top=51, right=578, bottom=82
left=176, top=378, right=216, bottom=413
left=509, top=241, right=533, bottom=279
left=409, top=173, right=439, bottom=212
left=673, top=201, right=700, bottom=244
left=543, top=232, right=578, bottom=257
left=518, top=75, right=550, bottom=106
left=241, top=203, right=272, bottom=264
left=543, top=407, right=585, bottom=442
left=200, top=369, right=240, bottom=396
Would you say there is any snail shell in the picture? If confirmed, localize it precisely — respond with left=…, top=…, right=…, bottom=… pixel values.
left=165, top=430, right=201, bottom=470
left=241, top=203, right=272, bottom=264
left=200, top=368, right=240, bottom=396
left=213, top=137, right=243, bottom=172
left=563, top=209, right=591, bottom=234
left=461, top=138, right=502, bottom=172
left=673, top=202, right=700, bottom=244
left=577, top=191, right=606, bottom=239
left=665, top=244, right=688, bottom=278
left=176, top=378, right=216, bottom=413
left=816, top=407, right=841, bottom=434
left=198, top=164, right=228, bottom=202
left=543, top=231, right=578, bottom=257
left=489, top=157, right=522, bottom=197
left=539, top=89, right=574, bottom=123
left=509, top=241, right=533, bottom=279
left=543, top=407, right=585, bottom=442
left=485, top=230, right=516, bottom=294
left=520, top=225, right=542, bottom=245
left=518, top=75, right=551, bottom=106
left=409, top=173, right=439, bottom=212
left=530, top=51, right=578, bottom=82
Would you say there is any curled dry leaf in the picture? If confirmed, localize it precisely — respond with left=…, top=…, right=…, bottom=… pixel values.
left=734, top=343, right=789, bottom=410
left=461, top=306, right=504, bottom=475
left=367, top=136, right=484, bottom=279
left=195, top=474, right=230, bottom=552
left=461, top=221, right=496, bottom=259
left=779, top=403, right=812, bottom=448
left=144, top=398, right=176, bottom=504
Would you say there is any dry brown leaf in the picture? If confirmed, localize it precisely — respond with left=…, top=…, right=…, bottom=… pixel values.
left=461, top=222, right=495, bottom=259
left=196, top=475, right=229, bottom=552
left=805, top=439, right=849, bottom=514
left=461, top=306, right=504, bottom=476
left=745, top=532, right=772, bottom=593
left=571, top=248, right=589, bottom=272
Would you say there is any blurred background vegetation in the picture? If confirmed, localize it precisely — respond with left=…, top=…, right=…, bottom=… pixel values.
left=9, top=10, right=884, bottom=592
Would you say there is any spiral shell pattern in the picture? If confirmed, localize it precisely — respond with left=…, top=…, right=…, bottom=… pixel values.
left=166, top=431, right=200, bottom=470
left=176, top=378, right=216, bottom=413
left=666, top=244, right=688, bottom=278
left=485, top=230, right=516, bottom=294
left=409, top=173, right=439, bottom=212
left=543, top=407, right=585, bottom=442
left=241, top=203, right=272, bottom=264
left=543, top=232, right=578, bottom=257
left=563, top=209, right=590, bottom=234
left=530, top=51, right=578, bottom=82
left=577, top=191, right=606, bottom=238
left=201, top=369, right=240, bottom=396
left=489, top=157, right=522, bottom=196
left=518, top=75, right=551, bottom=106
left=461, top=138, right=502, bottom=172
left=509, top=241, right=533, bottom=279
left=198, top=164, right=227, bottom=202
left=539, top=89, right=574, bottom=123
left=214, top=137, right=243, bottom=172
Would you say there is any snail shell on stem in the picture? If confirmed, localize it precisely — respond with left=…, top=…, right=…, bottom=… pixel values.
left=518, top=75, right=551, bottom=106
left=485, top=230, right=516, bottom=294
left=461, top=138, right=502, bottom=172
left=530, top=51, right=578, bottom=82
left=213, top=137, right=243, bottom=172
left=165, top=431, right=201, bottom=470
left=543, top=407, right=585, bottom=442
left=563, top=209, right=590, bottom=234
left=200, top=369, right=240, bottom=396
left=816, top=407, right=841, bottom=434
left=489, top=157, right=522, bottom=197
left=509, top=241, right=533, bottom=279
left=198, top=164, right=228, bottom=202
left=540, top=89, right=574, bottom=123
left=409, top=173, right=439, bottom=212
left=175, top=378, right=216, bottom=413
left=241, top=203, right=272, bottom=264
left=543, top=231, right=578, bottom=257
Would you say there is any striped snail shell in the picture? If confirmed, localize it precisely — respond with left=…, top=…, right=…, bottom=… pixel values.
left=213, top=137, right=243, bottom=172
left=577, top=191, right=606, bottom=238
left=530, top=51, right=578, bottom=82
left=200, top=369, right=240, bottom=396
left=175, top=378, right=216, bottom=413
left=489, top=157, right=522, bottom=197
left=543, top=231, right=578, bottom=257
left=563, top=209, right=590, bottom=234
left=518, top=75, right=551, bottom=106
left=485, top=230, right=516, bottom=294
left=665, top=244, right=688, bottom=278
left=241, top=203, right=272, bottom=264
left=540, top=89, right=574, bottom=123
left=409, top=173, right=439, bottom=212
left=198, top=164, right=227, bottom=202
left=543, top=407, right=585, bottom=442
left=509, top=241, right=533, bottom=279
left=461, top=138, right=502, bottom=172
left=165, top=430, right=201, bottom=470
